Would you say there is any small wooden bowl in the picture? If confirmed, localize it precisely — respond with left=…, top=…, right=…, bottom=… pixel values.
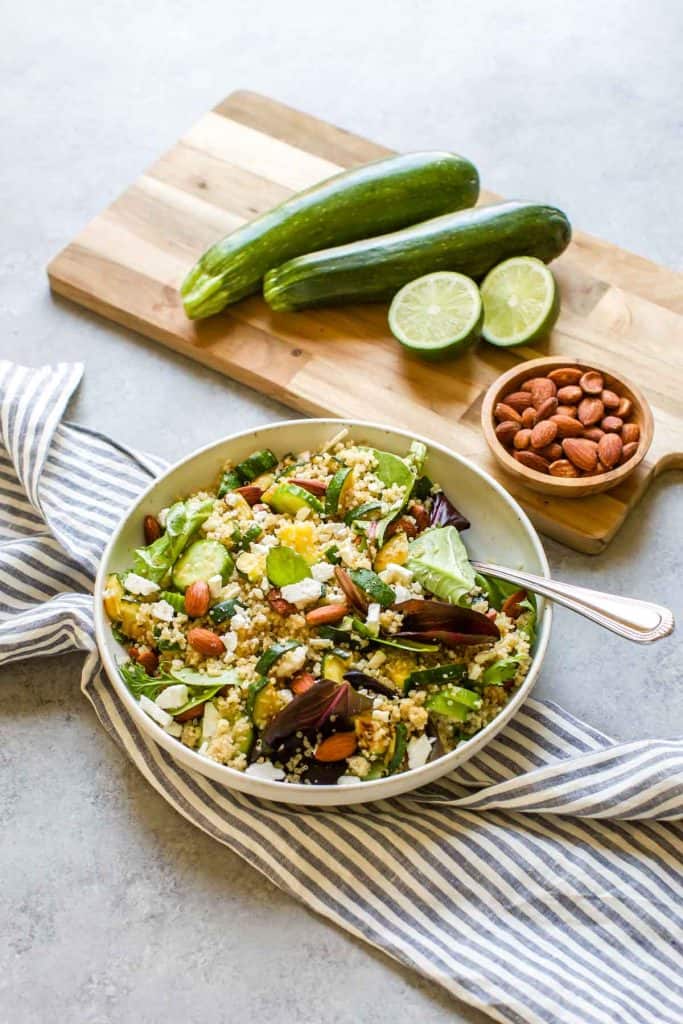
left=481, top=356, right=653, bottom=497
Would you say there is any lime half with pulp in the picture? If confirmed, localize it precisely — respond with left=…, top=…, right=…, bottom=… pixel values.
left=388, top=271, right=483, bottom=360
left=480, top=256, right=559, bottom=347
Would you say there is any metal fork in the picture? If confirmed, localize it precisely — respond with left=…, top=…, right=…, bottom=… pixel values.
left=471, top=561, right=675, bottom=644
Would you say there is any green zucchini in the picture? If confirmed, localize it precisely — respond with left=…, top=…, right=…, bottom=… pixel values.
left=263, top=201, right=572, bottom=311
left=255, top=639, right=302, bottom=677
left=181, top=152, right=480, bottom=319
left=171, top=540, right=234, bottom=590
left=402, top=662, right=467, bottom=695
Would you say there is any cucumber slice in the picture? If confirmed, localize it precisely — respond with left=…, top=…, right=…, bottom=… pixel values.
left=325, top=466, right=353, bottom=515
left=344, top=501, right=382, bottom=526
left=237, top=449, right=278, bottom=482
left=263, top=482, right=324, bottom=516
left=387, top=722, right=408, bottom=773
left=426, top=684, right=481, bottom=720
left=209, top=598, right=244, bottom=624
left=246, top=677, right=270, bottom=720
left=321, top=651, right=350, bottom=684
left=349, top=569, right=396, bottom=608
left=172, top=540, right=234, bottom=590
left=255, top=639, right=302, bottom=677
left=316, top=624, right=362, bottom=647
left=403, top=662, right=467, bottom=695
left=217, top=469, right=242, bottom=498
left=266, top=545, right=311, bottom=587
left=250, top=682, right=282, bottom=729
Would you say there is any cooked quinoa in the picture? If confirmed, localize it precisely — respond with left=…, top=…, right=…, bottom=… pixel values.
left=104, top=432, right=536, bottom=785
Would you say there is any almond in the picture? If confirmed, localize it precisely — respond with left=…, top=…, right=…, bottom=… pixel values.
left=580, top=370, right=604, bottom=395
left=503, top=390, right=535, bottom=412
left=549, top=459, right=580, bottom=478
left=537, top=442, right=563, bottom=462
left=305, top=603, right=350, bottom=626
left=582, top=427, right=604, bottom=443
left=620, top=441, right=639, bottom=463
left=501, top=589, right=527, bottom=619
left=521, top=406, right=537, bottom=428
left=494, top=402, right=522, bottom=424
left=185, top=581, right=210, bottom=618
left=556, top=405, right=578, bottom=418
left=495, top=420, right=520, bottom=446
left=130, top=647, right=159, bottom=675
left=616, top=397, right=633, bottom=419
left=556, top=385, right=583, bottom=405
left=187, top=627, right=225, bottom=657
left=578, top=397, right=605, bottom=426
left=551, top=414, right=584, bottom=438
left=513, top=428, right=532, bottom=450
left=601, top=389, right=621, bottom=409
left=514, top=451, right=550, bottom=474
left=291, top=671, right=316, bottom=695
left=562, top=437, right=598, bottom=472
left=530, top=420, right=558, bottom=449
left=548, top=366, right=583, bottom=387
left=534, top=396, right=558, bottom=421
left=530, top=378, right=557, bottom=408
left=408, top=501, right=431, bottom=532
left=621, top=422, right=640, bottom=445
left=601, top=416, right=623, bottom=433
left=143, top=515, right=162, bottom=545
left=289, top=478, right=329, bottom=497
left=174, top=704, right=206, bottom=723
left=598, top=433, right=623, bottom=469
left=267, top=588, right=297, bottom=616
left=235, top=484, right=263, bottom=505
left=315, top=731, right=358, bottom=762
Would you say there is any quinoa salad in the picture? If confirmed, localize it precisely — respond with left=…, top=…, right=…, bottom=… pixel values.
left=103, top=431, right=537, bottom=786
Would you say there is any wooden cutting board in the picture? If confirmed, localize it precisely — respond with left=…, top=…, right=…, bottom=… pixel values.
left=47, top=90, right=683, bottom=554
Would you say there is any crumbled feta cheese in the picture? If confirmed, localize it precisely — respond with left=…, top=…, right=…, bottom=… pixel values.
left=259, top=534, right=279, bottom=548
left=250, top=542, right=270, bottom=556
left=310, top=561, right=335, bottom=583
left=164, top=722, right=183, bottom=738
left=337, top=775, right=362, bottom=786
left=207, top=574, right=223, bottom=599
left=274, top=645, right=307, bottom=677
left=407, top=734, right=432, bottom=770
left=279, top=688, right=294, bottom=704
left=124, top=573, right=159, bottom=597
left=149, top=599, right=175, bottom=622
left=245, top=761, right=286, bottom=781
left=224, top=492, right=241, bottom=508
left=280, top=578, right=323, bottom=608
left=379, top=563, right=413, bottom=586
left=222, top=631, right=238, bottom=654
left=231, top=611, right=250, bottom=631
left=155, top=684, right=189, bottom=710
left=372, top=709, right=390, bottom=723
left=392, top=584, right=414, bottom=604
left=157, top=508, right=169, bottom=528
left=202, top=702, right=220, bottom=740
left=139, top=694, right=173, bottom=727
left=222, top=582, right=242, bottom=599
left=366, top=603, right=381, bottom=627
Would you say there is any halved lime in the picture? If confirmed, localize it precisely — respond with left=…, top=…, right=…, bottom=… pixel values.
left=388, top=272, right=483, bottom=360
left=480, top=256, right=559, bottom=347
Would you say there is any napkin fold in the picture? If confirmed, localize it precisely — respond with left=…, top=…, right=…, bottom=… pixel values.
left=1, top=360, right=681, bottom=1024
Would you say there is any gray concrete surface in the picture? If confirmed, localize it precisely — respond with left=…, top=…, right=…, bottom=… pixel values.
left=1, top=2, right=681, bottom=1022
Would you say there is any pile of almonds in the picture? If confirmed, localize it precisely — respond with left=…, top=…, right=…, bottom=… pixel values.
left=493, top=366, right=641, bottom=477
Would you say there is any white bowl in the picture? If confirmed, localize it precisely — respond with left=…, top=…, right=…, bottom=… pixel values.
left=94, top=419, right=551, bottom=806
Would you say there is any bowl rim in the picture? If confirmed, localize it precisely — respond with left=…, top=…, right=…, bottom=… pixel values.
left=481, top=355, right=654, bottom=489
left=94, top=416, right=552, bottom=805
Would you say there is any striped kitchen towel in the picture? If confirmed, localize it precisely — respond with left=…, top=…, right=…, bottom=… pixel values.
left=1, top=360, right=681, bottom=1024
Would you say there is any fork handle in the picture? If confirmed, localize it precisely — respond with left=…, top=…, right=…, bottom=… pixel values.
left=471, top=561, right=675, bottom=644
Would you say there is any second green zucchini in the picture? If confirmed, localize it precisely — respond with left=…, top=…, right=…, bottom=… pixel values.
left=263, top=201, right=572, bottom=311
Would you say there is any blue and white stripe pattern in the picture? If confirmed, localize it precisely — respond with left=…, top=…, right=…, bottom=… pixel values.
left=1, top=361, right=681, bottom=1024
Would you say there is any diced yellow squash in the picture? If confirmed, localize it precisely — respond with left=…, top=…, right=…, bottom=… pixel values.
left=384, top=653, right=417, bottom=689
left=235, top=550, right=266, bottom=582
left=251, top=683, right=283, bottom=730
left=374, top=533, right=410, bottom=572
left=277, top=521, right=320, bottom=564
left=103, top=573, right=143, bottom=640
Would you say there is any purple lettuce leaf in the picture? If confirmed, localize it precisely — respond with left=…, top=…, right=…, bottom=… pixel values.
left=343, top=670, right=396, bottom=699
left=395, top=599, right=499, bottom=639
left=262, top=679, right=371, bottom=746
left=429, top=491, right=470, bottom=532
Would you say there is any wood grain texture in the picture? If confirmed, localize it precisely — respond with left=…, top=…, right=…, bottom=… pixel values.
left=47, top=89, right=683, bottom=553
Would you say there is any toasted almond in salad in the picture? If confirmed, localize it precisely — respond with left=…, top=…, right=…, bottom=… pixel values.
left=104, top=436, right=536, bottom=784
